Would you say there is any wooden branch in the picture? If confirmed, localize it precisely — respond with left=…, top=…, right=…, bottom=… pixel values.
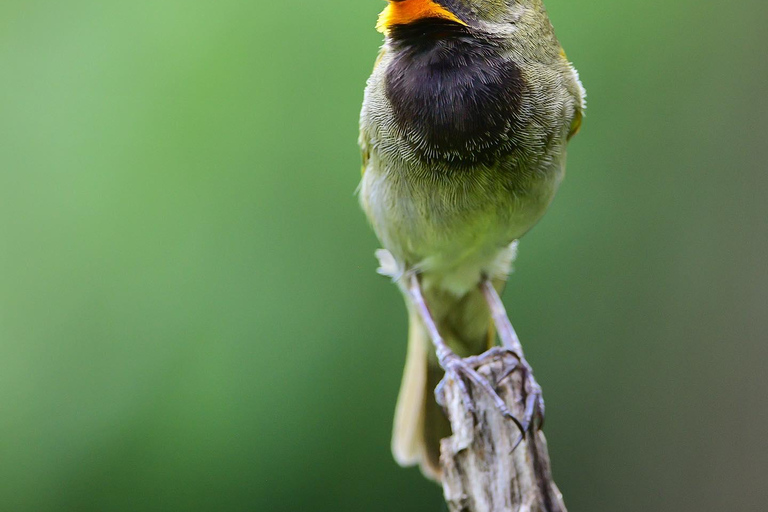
left=439, top=350, right=567, bottom=512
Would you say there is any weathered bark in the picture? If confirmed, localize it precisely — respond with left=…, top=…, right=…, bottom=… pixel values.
left=439, top=350, right=566, bottom=512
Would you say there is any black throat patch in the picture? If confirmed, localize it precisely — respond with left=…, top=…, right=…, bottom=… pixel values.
left=385, top=19, right=525, bottom=164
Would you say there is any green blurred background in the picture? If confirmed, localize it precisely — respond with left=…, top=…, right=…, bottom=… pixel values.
left=1, top=0, right=767, bottom=511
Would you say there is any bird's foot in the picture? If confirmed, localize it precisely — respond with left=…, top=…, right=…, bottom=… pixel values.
left=436, top=346, right=544, bottom=446
left=483, top=347, right=545, bottom=434
left=478, top=279, right=546, bottom=437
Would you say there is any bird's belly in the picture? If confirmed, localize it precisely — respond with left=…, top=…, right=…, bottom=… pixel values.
left=360, top=157, right=564, bottom=296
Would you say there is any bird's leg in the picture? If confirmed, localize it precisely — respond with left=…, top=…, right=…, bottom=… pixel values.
left=479, top=279, right=545, bottom=434
left=406, top=272, right=526, bottom=437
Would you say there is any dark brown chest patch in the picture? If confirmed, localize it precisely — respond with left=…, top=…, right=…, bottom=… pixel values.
left=385, top=20, right=525, bottom=164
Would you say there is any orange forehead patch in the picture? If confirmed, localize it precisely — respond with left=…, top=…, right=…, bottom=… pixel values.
left=376, top=0, right=466, bottom=33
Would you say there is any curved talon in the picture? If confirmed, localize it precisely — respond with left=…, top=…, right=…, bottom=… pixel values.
left=513, top=367, right=544, bottom=433
left=522, top=392, right=538, bottom=432
left=511, top=432, right=525, bottom=452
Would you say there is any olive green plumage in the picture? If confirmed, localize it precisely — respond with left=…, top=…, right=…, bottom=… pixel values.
left=358, top=0, right=585, bottom=480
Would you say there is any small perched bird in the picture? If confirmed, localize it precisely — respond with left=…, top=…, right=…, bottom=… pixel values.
left=358, top=0, right=585, bottom=480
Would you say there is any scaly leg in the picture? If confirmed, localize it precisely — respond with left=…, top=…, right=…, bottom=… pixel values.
left=480, top=279, right=545, bottom=434
left=406, top=272, right=526, bottom=437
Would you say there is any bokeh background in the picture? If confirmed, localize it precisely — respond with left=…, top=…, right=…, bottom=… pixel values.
left=1, top=0, right=767, bottom=511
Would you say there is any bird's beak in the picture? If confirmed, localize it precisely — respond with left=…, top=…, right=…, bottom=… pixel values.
left=376, top=0, right=466, bottom=34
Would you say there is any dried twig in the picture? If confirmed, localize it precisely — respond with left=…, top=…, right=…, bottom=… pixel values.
left=439, top=350, right=566, bottom=512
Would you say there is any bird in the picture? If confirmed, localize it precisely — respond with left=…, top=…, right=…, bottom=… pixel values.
left=358, top=0, right=585, bottom=481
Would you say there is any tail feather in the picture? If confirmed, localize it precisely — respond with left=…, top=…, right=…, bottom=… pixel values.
left=391, top=307, right=429, bottom=468
left=391, top=307, right=450, bottom=481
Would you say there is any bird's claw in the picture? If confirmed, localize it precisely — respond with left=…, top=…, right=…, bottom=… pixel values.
left=436, top=347, right=545, bottom=442
left=435, top=349, right=527, bottom=438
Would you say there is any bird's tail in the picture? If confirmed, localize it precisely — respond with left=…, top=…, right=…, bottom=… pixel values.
left=391, top=285, right=497, bottom=481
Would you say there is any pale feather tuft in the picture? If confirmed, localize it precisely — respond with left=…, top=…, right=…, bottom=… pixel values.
left=375, top=248, right=401, bottom=280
